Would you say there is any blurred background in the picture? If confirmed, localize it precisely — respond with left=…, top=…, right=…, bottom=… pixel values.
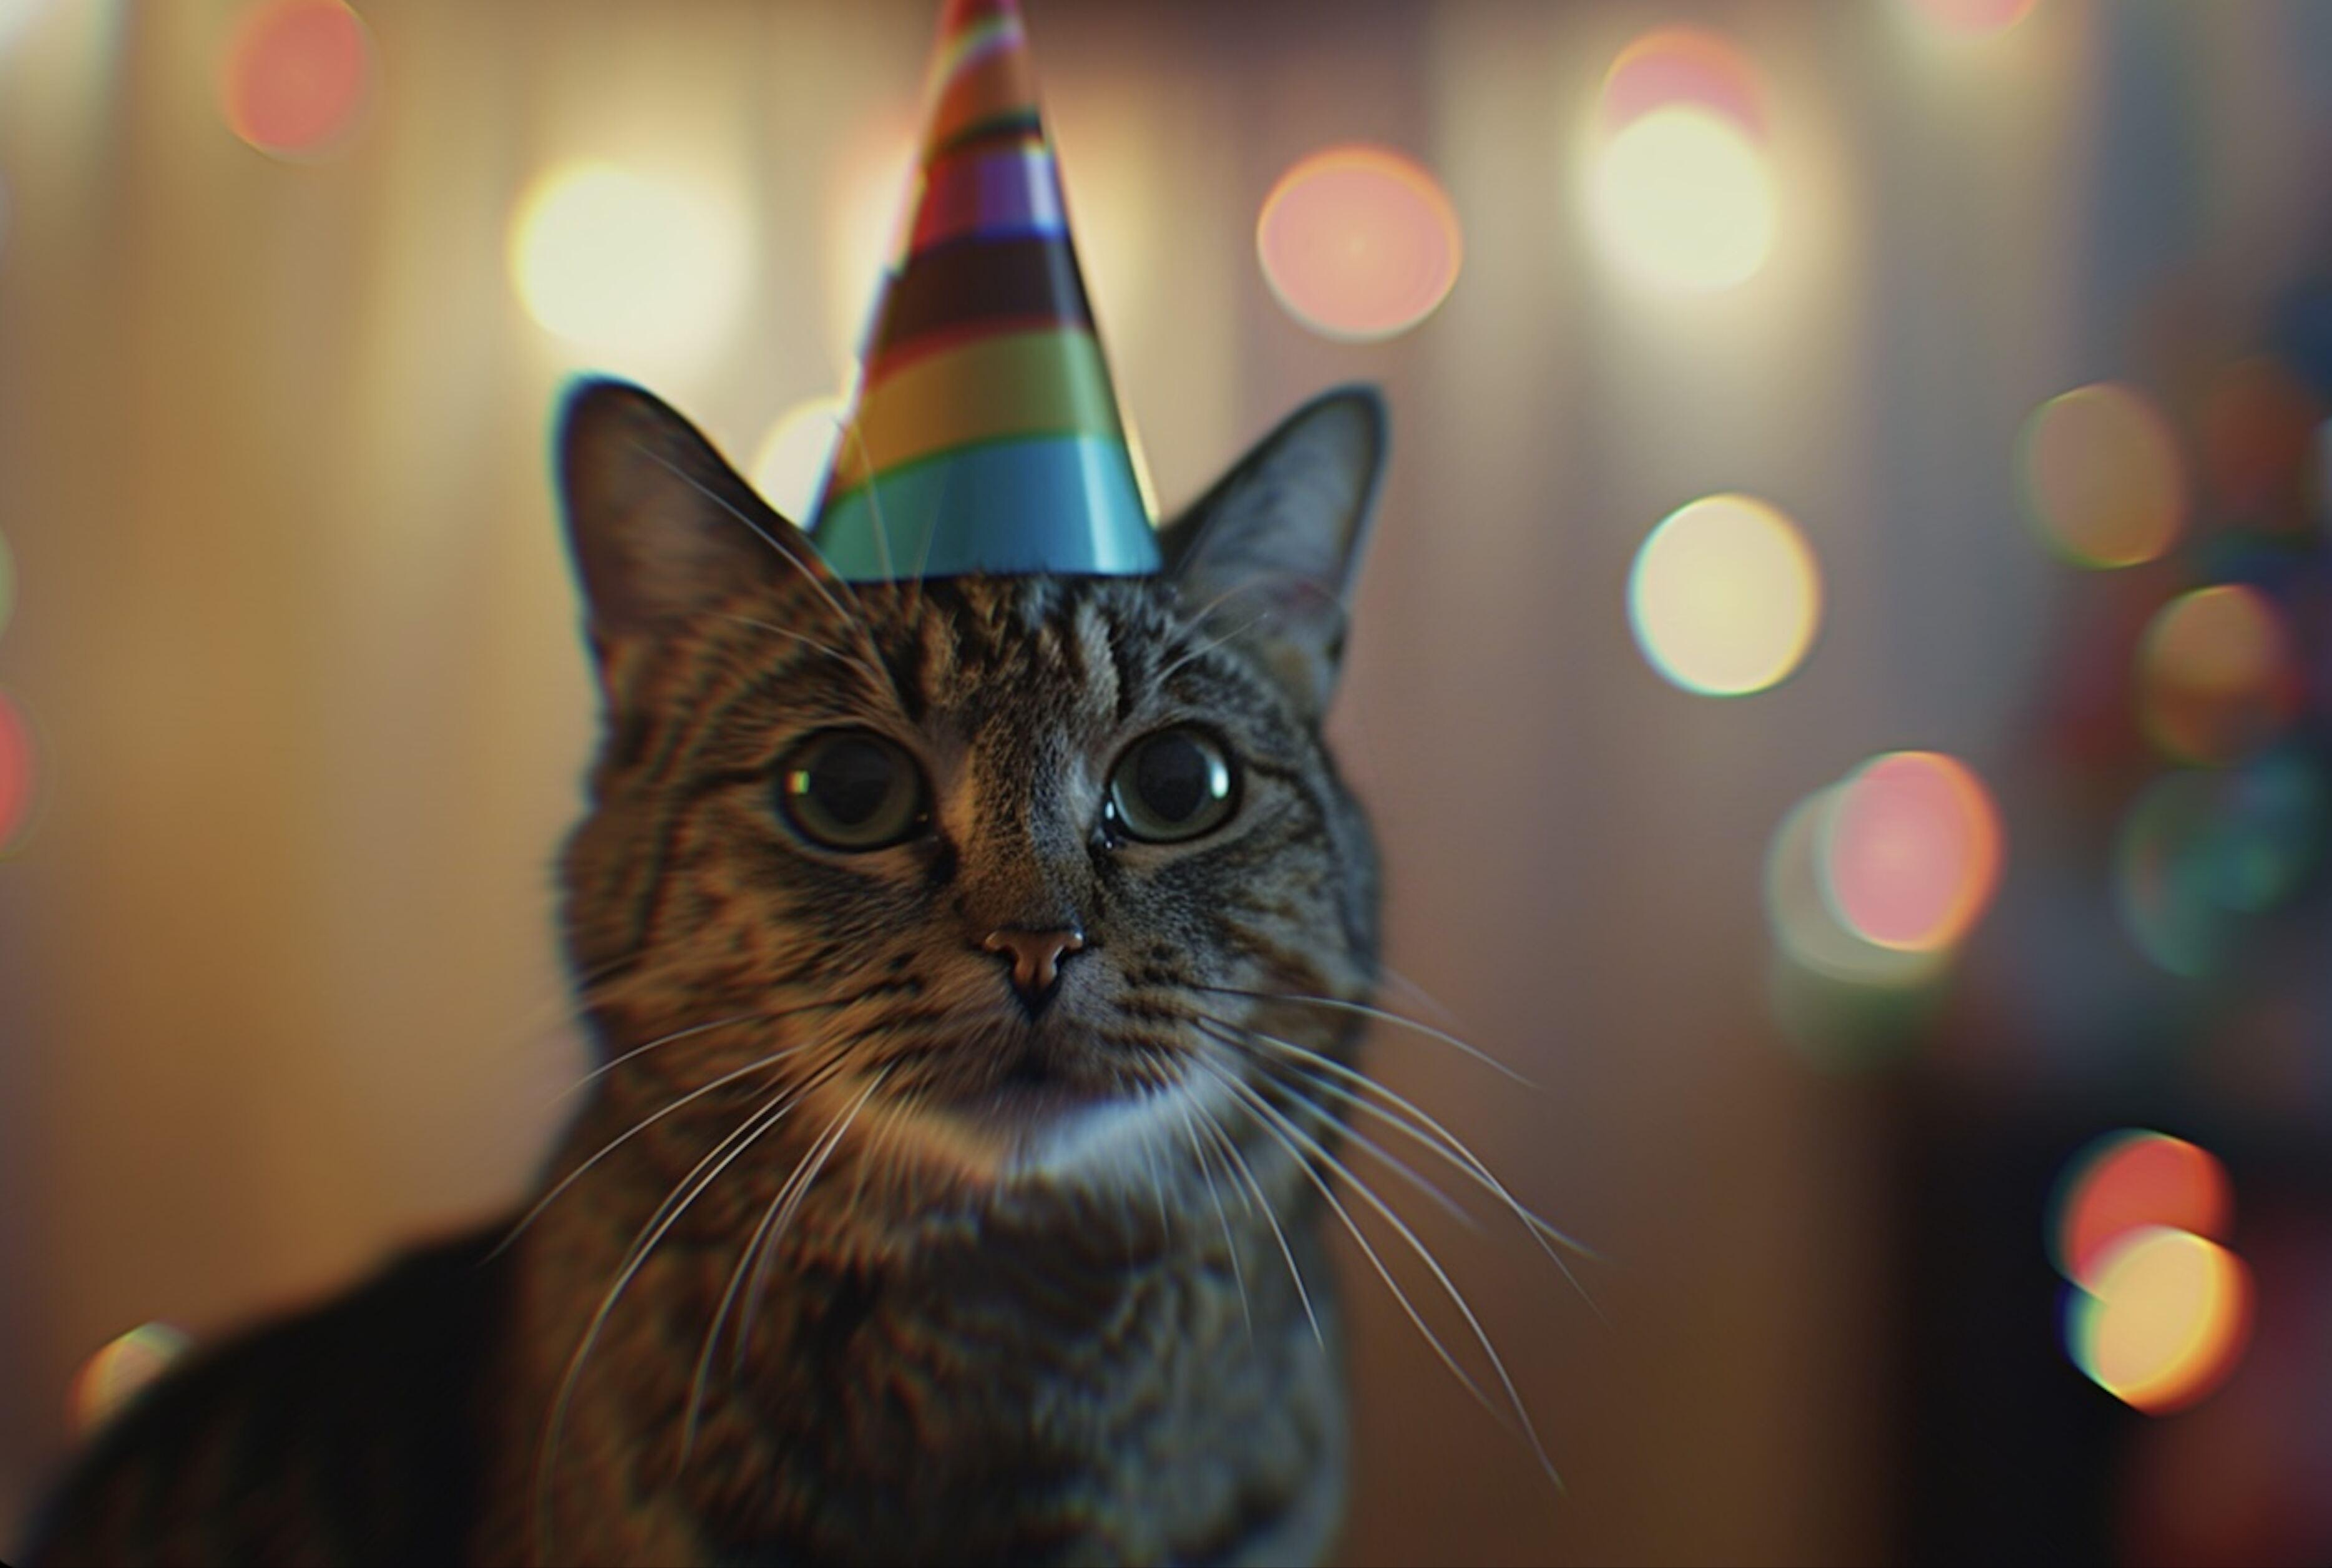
left=4, top=1, right=2331, bottom=1562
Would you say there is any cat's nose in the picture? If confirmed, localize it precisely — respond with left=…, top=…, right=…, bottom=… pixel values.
left=980, top=927, right=1086, bottom=1015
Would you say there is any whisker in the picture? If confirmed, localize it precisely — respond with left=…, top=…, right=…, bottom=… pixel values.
left=1199, top=1063, right=1510, bottom=1440
left=489, top=1041, right=812, bottom=1261
left=552, top=1011, right=764, bottom=1104
left=1206, top=1063, right=1562, bottom=1489
left=1378, top=963, right=1466, bottom=1032
left=532, top=1068, right=835, bottom=1562
left=1134, top=1105, right=1173, bottom=1243
left=1196, top=1023, right=1479, bottom=1234
left=1212, top=1013, right=1606, bottom=1282
left=1176, top=1099, right=1252, bottom=1342
left=1190, top=982, right=1535, bottom=1088
left=1189, top=1098, right=1321, bottom=1349
left=733, top=1068, right=889, bottom=1363
left=681, top=1069, right=890, bottom=1461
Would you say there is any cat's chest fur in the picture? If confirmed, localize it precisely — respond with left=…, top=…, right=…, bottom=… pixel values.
left=488, top=1173, right=1347, bottom=1566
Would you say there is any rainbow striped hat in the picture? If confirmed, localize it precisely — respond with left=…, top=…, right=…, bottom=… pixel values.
left=806, top=0, right=1158, bottom=581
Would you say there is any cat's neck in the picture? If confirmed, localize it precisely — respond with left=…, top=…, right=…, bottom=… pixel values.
left=494, top=1116, right=1344, bottom=1564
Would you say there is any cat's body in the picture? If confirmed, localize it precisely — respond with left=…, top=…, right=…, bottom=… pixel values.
left=27, top=381, right=1387, bottom=1567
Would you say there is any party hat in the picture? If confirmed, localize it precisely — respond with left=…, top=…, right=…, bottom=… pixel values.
left=806, top=0, right=1159, bottom=581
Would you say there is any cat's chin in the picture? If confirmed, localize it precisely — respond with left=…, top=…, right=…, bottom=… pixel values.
left=889, top=1070, right=1208, bottom=1193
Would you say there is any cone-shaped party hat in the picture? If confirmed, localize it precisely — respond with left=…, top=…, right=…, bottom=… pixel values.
left=805, top=0, right=1158, bottom=580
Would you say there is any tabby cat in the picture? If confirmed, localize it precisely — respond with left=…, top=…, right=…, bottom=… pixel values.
left=25, top=374, right=1391, bottom=1566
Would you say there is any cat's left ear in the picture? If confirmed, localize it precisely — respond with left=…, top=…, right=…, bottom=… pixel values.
left=1157, top=385, right=1387, bottom=719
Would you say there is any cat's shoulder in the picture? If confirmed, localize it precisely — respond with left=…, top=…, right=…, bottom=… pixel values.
left=21, top=1219, right=517, bottom=1567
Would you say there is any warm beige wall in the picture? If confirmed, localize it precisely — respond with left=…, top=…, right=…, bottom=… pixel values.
left=0, top=1, right=2266, bottom=1562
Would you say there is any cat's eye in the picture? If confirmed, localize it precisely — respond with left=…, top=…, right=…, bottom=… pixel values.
left=777, top=730, right=928, bottom=850
left=1106, top=728, right=1239, bottom=844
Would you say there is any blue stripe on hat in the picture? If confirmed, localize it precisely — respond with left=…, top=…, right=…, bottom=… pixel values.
left=812, top=434, right=1159, bottom=580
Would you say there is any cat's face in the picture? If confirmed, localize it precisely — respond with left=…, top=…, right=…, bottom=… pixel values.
left=554, top=382, right=1383, bottom=1230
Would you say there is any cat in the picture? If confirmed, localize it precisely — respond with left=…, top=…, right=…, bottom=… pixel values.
left=24, top=373, right=1390, bottom=1566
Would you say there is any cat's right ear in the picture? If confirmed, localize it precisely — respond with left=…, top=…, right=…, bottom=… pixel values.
left=557, top=377, right=834, bottom=688
left=1156, top=385, right=1388, bottom=720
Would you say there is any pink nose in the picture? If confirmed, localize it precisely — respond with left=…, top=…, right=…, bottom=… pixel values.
left=981, top=927, right=1086, bottom=1009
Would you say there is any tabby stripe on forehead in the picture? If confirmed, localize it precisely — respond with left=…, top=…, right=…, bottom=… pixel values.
left=1102, top=612, right=1144, bottom=726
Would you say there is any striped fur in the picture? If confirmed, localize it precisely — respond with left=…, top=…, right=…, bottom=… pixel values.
left=26, top=381, right=1386, bottom=1566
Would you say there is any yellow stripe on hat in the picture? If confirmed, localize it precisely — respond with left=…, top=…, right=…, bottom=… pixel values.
left=827, top=328, right=1124, bottom=495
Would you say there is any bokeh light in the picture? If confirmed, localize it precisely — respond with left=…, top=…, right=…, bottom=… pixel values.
left=2051, top=1130, right=2233, bottom=1287
left=1627, top=494, right=1822, bottom=696
left=219, top=0, right=378, bottom=162
left=1905, top=0, right=2044, bottom=39
left=749, top=395, right=846, bottom=523
left=1589, top=29, right=1775, bottom=295
left=1256, top=145, right=1462, bottom=342
left=2115, top=756, right=2328, bottom=977
left=1765, top=784, right=1949, bottom=990
left=1599, top=26, right=1767, bottom=142
left=2135, top=585, right=2297, bottom=766
left=509, top=163, right=749, bottom=363
left=2067, top=1227, right=2252, bottom=1415
left=2017, top=382, right=2187, bottom=568
left=0, top=687, right=34, bottom=855
left=1820, top=751, right=2005, bottom=952
left=1590, top=106, right=1776, bottom=295
left=67, top=1322, right=191, bottom=1439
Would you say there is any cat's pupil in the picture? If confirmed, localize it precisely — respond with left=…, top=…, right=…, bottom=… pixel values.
left=1135, top=734, right=1217, bottom=824
left=808, top=738, right=896, bottom=826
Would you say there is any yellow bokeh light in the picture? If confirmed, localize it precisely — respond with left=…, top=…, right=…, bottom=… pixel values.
left=508, top=162, right=749, bottom=364
left=2068, top=1227, right=2251, bottom=1415
left=749, top=395, right=846, bottom=523
left=2017, top=383, right=2186, bottom=568
left=1590, top=105, right=1776, bottom=295
left=1627, top=494, right=1820, bottom=696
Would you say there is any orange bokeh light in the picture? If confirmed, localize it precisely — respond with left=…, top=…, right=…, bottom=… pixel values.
left=1256, top=145, right=1461, bottom=342
left=2050, top=1130, right=2233, bottom=1288
left=2017, top=382, right=2187, bottom=568
left=1599, top=26, right=1767, bottom=142
left=1820, top=751, right=2005, bottom=952
left=2135, top=584, right=2298, bottom=767
left=221, top=0, right=378, bottom=162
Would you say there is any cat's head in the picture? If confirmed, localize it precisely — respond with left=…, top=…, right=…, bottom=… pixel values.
left=554, top=379, right=1384, bottom=1237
